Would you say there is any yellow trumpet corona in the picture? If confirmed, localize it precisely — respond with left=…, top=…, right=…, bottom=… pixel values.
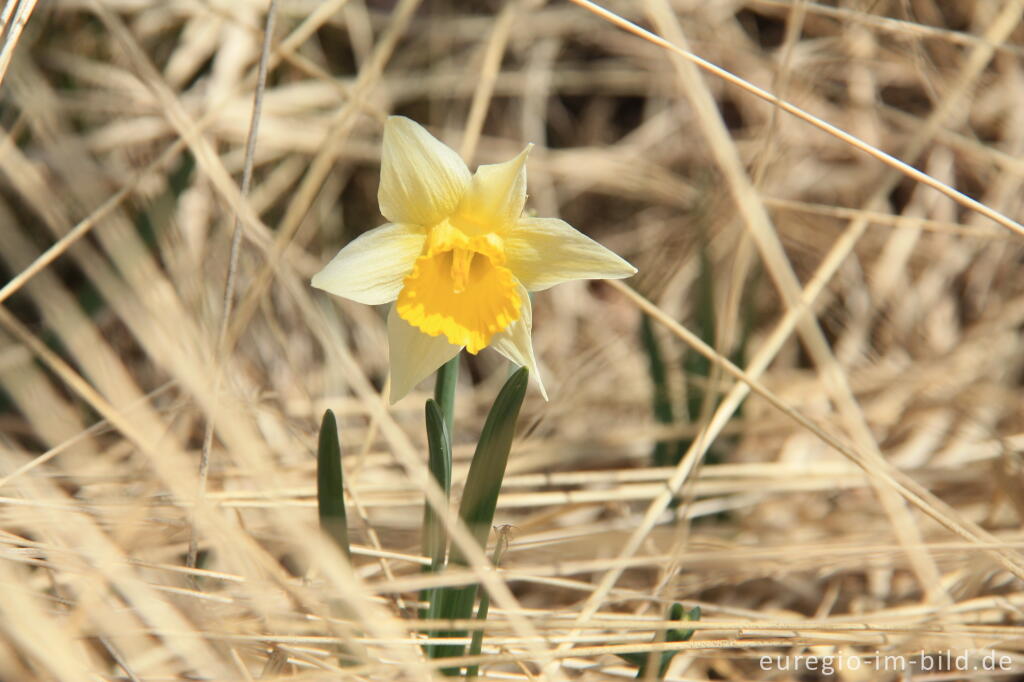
left=312, top=116, right=636, bottom=402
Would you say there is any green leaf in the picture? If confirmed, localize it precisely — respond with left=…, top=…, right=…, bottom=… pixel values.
left=619, top=603, right=700, bottom=680
left=317, top=409, right=349, bottom=557
left=421, top=399, right=453, bottom=638
left=618, top=652, right=650, bottom=667
left=730, top=264, right=760, bottom=419
left=317, top=410, right=360, bottom=667
left=465, top=526, right=512, bottom=680
left=684, top=240, right=716, bottom=424
left=423, top=399, right=453, bottom=571
left=455, top=367, right=528, bottom=556
left=422, top=357, right=457, bottom=658
left=666, top=605, right=700, bottom=643
left=433, top=368, right=529, bottom=671
left=641, top=314, right=687, bottom=509
left=641, top=315, right=675, bottom=469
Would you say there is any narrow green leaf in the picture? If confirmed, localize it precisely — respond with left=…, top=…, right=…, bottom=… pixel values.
left=317, top=410, right=361, bottom=667
left=652, top=605, right=701, bottom=679
left=423, top=399, right=453, bottom=570
left=641, top=314, right=687, bottom=509
left=421, top=399, right=453, bottom=638
left=454, top=367, right=527, bottom=559
left=666, top=605, right=700, bottom=643
left=317, top=409, right=349, bottom=557
left=465, top=526, right=512, bottom=680
left=433, top=368, right=529, bottom=671
left=730, top=265, right=759, bottom=419
left=640, top=315, right=675, bottom=469
left=423, top=357, right=458, bottom=661
left=618, top=652, right=650, bottom=667
left=666, top=602, right=685, bottom=625
left=620, top=603, right=700, bottom=680
left=684, top=239, right=716, bottom=424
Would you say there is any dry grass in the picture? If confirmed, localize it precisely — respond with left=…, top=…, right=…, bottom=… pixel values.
left=2, top=0, right=1024, bottom=679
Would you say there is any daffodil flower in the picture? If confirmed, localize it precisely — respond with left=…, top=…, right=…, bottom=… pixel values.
left=312, top=116, right=636, bottom=402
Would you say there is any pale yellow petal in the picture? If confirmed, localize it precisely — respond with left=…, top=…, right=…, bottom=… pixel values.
left=311, top=223, right=426, bottom=305
left=490, top=287, right=547, bottom=400
left=387, top=306, right=462, bottom=404
left=378, top=116, right=471, bottom=226
left=505, top=217, right=637, bottom=292
left=454, top=145, right=531, bottom=236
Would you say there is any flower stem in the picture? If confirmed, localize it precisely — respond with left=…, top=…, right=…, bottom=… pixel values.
left=434, top=354, right=460, bottom=437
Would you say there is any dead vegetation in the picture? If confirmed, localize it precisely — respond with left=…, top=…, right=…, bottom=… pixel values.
left=1, top=0, right=1024, bottom=679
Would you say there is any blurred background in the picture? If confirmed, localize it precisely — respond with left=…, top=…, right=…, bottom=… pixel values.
left=1, top=0, right=1024, bottom=679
